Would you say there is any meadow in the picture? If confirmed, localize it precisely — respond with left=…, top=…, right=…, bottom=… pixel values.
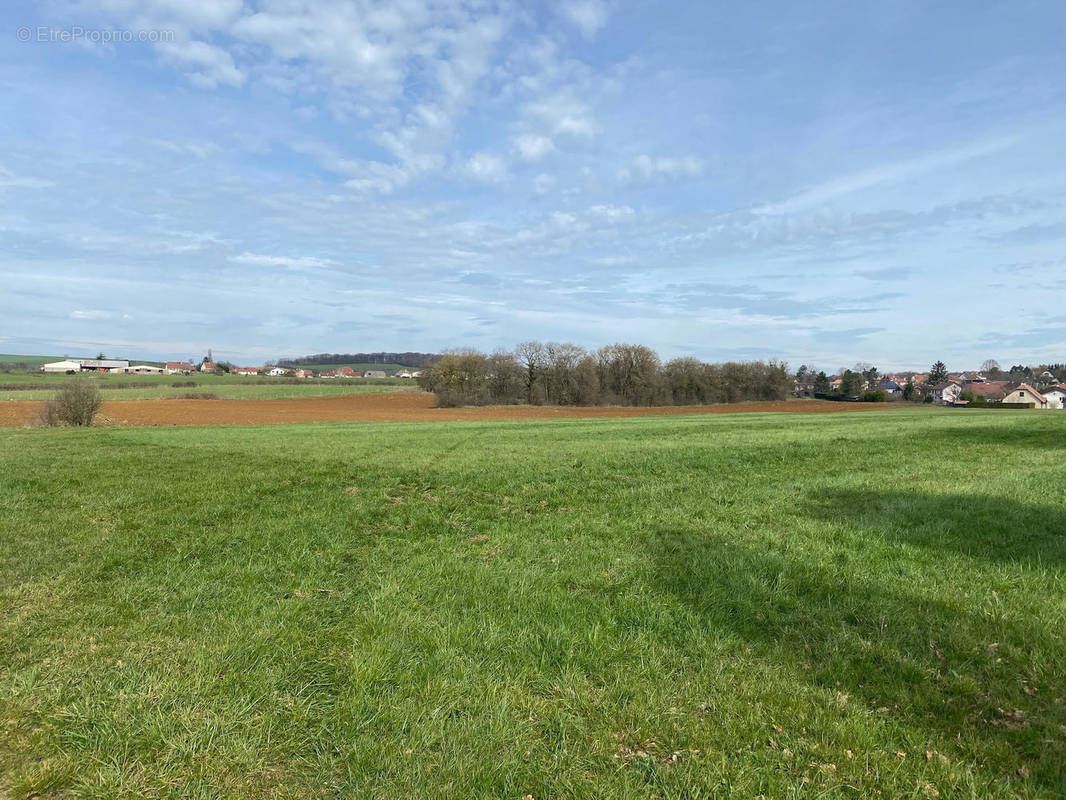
left=0, top=373, right=419, bottom=401
left=1, top=409, right=1064, bottom=798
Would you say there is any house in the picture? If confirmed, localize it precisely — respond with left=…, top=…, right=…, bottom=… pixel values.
left=1002, top=383, right=1047, bottom=408
left=267, top=367, right=290, bottom=377
left=319, top=370, right=337, bottom=379
left=293, top=369, right=313, bottom=379
left=363, top=370, right=387, bottom=378
left=200, top=361, right=218, bottom=373
left=965, top=381, right=1010, bottom=401
left=879, top=379, right=903, bottom=395
left=335, top=366, right=358, bottom=378
left=164, top=361, right=195, bottom=375
left=1044, top=385, right=1066, bottom=409
left=233, top=367, right=260, bottom=376
left=931, top=382, right=963, bottom=405
left=40, top=359, right=86, bottom=373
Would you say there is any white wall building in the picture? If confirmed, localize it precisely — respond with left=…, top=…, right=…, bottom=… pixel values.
left=41, top=360, right=84, bottom=373
left=1042, top=386, right=1066, bottom=409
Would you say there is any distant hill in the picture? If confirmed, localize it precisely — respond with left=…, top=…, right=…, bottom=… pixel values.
left=280, top=352, right=439, bottom=370
left=0, top=353, right=59, bottom=367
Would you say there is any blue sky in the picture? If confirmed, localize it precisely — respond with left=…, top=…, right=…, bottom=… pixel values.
left=2, top=0, right=1065, bottom=370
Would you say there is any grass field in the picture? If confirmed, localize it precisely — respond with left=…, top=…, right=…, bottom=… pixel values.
left=0, top=354, right=60, bottom=369
left=1, top=409, right=1064, bottom=798
left=0, top=373, right=420, bottom=401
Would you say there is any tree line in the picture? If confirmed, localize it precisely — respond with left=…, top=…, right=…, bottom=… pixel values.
left=278, top=352, right=439, bottom=368
left=417, top=342, right=792, bottom=407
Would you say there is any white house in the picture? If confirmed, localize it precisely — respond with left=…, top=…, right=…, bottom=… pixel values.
left=267, top=367, right=290, bottom=377
left=1042, top=385, right=1066, bottom=409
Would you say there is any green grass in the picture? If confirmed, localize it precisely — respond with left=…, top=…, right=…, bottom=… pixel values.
left=1, top=409, right=1064, bottom=798
left=0, top=373, right=420, bottom=401
left=0, top=353, right=60, bottom=368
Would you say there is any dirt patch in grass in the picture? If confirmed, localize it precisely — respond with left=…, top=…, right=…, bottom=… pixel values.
left=0, top=392, right=897, bottom=427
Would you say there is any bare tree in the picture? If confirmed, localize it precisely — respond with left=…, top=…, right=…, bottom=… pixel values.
left=514, top=341, right=545, bottom=403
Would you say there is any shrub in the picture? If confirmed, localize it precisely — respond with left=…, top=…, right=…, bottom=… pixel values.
left=171, top=380, right=197, bottom=388
left=173, top=392, right=222, bottom=400
left=40, top=380, right=103, bottom=426
left=862, top=389, right=887, bottom=402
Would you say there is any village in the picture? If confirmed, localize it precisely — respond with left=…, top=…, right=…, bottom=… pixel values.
left=802, top=365, right=1066, bottom=409
left=37, top=356, right=423, bottom=380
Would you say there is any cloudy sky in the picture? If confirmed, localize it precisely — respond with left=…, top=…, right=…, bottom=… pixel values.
left=2, top=1, right=1065, bottom=369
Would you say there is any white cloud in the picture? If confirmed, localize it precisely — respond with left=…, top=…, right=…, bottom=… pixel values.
left=230, top=252, right=335, bottom=269
left=619, top=154, right=704, bottom=183
left=756, top=136, right=1019, bottom=215
left=559, top=0, right=610, bottom=38
left=70, top=309, right=112, bottom=320
left=533, top=173, right=556, bottom=194
left=513, top=134, right=556, bottom=161
left=463, top=152, right=507, bottom=185
left=0, top=164, right=54, bottom=190
left=156, top=39, right=245, bottom=88
left=588, top=204, right=635, bottom=221
left=523, top=92, right=598, bottom=146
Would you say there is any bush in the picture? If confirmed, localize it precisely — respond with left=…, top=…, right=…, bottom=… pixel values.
left=172, top=392, right=222, bottom=400
left=862, top=389, right=887, bottom=402
left=171, top=380, right=197, bottom=388
left=40, top=380, right=103, bottom=426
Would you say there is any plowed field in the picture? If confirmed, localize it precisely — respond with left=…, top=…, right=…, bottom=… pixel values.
left=1, top=392, right=895, bottom=427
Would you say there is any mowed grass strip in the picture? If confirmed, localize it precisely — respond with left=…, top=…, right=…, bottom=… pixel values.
left=0, top=410, right=1064, bottom=798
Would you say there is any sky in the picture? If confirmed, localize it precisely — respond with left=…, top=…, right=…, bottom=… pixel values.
left=2, top=0, right=1065, bottom=370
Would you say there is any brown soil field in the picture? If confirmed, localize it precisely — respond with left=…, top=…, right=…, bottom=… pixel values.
left=0, top=392, right=898, bottom=428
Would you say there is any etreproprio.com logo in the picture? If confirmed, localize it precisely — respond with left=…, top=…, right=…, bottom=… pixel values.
left=16, top=26, right=175, bottom=44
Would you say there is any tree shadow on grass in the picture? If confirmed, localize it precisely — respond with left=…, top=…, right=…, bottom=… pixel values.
left=649, top=520, right=1066, bottom=793
left=804, top=488, right=1066, bottom=567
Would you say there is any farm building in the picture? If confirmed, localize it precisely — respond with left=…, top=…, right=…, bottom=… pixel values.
left=40, top=360, right=84, bottom=373
left=364, top=370, right=387, bottom=378
left=164, top=362, right=195, bottom=374
left=110, top=364, right=164, bottom=374
left=233, top=367, right=260, bottom=376
left=41, top=358, right=129, bottom=373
